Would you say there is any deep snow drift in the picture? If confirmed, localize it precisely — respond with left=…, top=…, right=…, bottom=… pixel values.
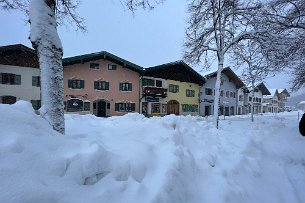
left=0, top=101, right=304, bottom=203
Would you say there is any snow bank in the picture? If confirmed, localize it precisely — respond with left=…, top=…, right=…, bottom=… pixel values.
left=0, top=101, right=304, bottom=203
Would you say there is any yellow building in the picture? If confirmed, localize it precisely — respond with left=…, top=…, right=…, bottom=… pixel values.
left=144, top=61, right=205, bottom=116
left=167, top=79, right=200, bottom=115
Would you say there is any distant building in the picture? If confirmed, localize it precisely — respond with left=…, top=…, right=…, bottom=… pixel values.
left=263, top=89, right=280, bottom=113
left=0, top=44, right=41, bottom=110
left=200, top=67, right=245, bottom=116
left=298, top=101, right=305, bottom=111
left=277, top=89, right=290, bottom=111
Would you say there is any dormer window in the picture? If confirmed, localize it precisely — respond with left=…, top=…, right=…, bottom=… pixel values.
left=90, top=63, right=99, bottom=69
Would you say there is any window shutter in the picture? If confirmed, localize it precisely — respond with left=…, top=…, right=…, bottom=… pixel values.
left=129, top=83, right=132, bottom=91
left=131, top=103, right=135, bottom=111
left=32, top=76, right=37, bottom=86
left=176, top=85, right=179, bottom=92
left=68, top=80, right=72, bottom=88
left=192, top=90, right=195, bottom=97
left=119, top=83, right=122, bottom=91
left=94, top=81, right=98, bottom=89
left=115, top=103, right=119, bottom=111
left=80, top=80, right=85, bottom=88
left=105, top=82, right=110, bottom=90
left=169, top=84, right=173, bottom=92
left=15, top=75, right=21, bottom=85
left=185, top=90, right=188, bottom=97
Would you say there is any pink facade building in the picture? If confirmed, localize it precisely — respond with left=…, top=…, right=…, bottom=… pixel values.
left=63, top=51, right=142, bottom=117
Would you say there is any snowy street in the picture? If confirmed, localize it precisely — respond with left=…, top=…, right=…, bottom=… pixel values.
left=0, top=101, right=304, bottom=203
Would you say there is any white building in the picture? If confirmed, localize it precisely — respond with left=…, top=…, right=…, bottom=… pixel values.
left=263, top=88, right=280, bottom=113
left=0, top=44, right=41, bottom=109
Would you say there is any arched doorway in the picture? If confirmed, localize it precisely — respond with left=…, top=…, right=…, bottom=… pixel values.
left=93, top=99, right=110, bottom=117
left=167, top=100, right=179, bottom=115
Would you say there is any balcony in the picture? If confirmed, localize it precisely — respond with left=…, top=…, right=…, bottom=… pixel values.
left=142, top=87, right=167, bottom=98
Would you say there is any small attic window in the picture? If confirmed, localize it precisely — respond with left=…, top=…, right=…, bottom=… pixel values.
left=90, top=63, right=99, bottom=69
left=108, top=64, right=117, bottom=70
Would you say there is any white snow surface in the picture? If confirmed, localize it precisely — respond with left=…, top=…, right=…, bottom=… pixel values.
left=0, top=101, right=305, bottom=203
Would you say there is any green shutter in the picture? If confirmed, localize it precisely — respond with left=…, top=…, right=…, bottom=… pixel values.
left=80, top=80, right=85, bottom=88
left=94, top=81, right=98, bottom=89
left=169, top=84, right=173, bottom=92
left=176, top=85, right=179, bottom=93
left=129, top=83, right=132, bottom=91
left=105, top=82, right=110, bottom=90
left=115, top=103, right=119, bottom=111
left=68, top=80, right=72, bottom=88
left=131, top=103, right=135, bottom=111
left=32, top=76, right=37, bottom=86
left=14, top=75, right=21, bottom=85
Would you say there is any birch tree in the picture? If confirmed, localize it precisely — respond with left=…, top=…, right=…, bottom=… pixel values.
left=184, top=0, right=264, bottom=128
left=1, top=0, right=162, bottom=134
left=232, top=40, right=276, bottom=122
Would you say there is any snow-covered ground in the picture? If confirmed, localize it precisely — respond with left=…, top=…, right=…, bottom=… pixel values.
left=0, top=101, right=304, bottom=203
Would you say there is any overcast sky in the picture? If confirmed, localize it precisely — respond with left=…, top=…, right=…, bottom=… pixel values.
left=0, top=0, right=293, bottom=90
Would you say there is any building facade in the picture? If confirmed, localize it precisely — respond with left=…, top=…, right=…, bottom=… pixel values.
left=263, top=89, right=280, bottom=113
left=200, top=67, right=245, bottom=116
left=63, top=51, right=142, bottom=117
left=144, top=61, right=205, bottom=116
left=0, top=44, right=41, bottom=109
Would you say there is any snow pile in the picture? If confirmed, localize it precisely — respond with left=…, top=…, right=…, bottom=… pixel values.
left=0, top=101, right=305, bottom=203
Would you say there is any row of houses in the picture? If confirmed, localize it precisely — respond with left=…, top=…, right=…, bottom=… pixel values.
left=0, top=44, right=290, bottom=117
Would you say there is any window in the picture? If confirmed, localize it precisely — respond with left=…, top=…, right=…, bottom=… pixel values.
left=182, top=104, right=199, bottom=112
left=249, top=97, right=252, bottom=101
left=120, top=82, right=132, bottom=91
left=205, top=88, right=213, bottom=95
left=90, top=63, right=99, bottom=69
left=31, top=100, right=41, bottom=110
left=258, top=98, right=262, bottom=103
left=162, top=104, right=167, bottom=114
left=66, top=99, right=83, bottom=112
left=68, top=79, right=84, bottom=89
left=115, top=102, right=136, bottom=112
left=151, top=103, right=160, bottom=113
left=32, top=76, right=40, bottom=87
left=239, top=95, right=244, bottom=101
left=186, top=89, right=195, bottom=97
left=156, top=80, right=162, bottom=87
left=226, top=91, right=230, bottom=98
left=0, top=73, right=21, bottom=85
left=2, top=96, right=16, bottom=104
left=84, top=101, right=90, bottom=111
left=230, top=92, right=235, bottom=98
left=142, top=78, right=155, bottom=86
left=94, top=81, right=109, bottom=90
left=169, top=84, right=179, bottom=93
left=220, top=90, right=224, bottom=97
left=108, top=64, right=117, bottom=70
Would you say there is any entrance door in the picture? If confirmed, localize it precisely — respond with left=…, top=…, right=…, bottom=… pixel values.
left=205, top=105, right=211, bottom=116
left=94, top=100, right=109, bottom=117
left=167, top=100, right=179, bottom=115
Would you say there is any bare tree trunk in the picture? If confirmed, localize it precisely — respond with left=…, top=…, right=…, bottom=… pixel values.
left=213, top=60, right=223, bottom=129
left=29, top=0, right=65, bottom=134
left=251, top=81, right=255, bottom=122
